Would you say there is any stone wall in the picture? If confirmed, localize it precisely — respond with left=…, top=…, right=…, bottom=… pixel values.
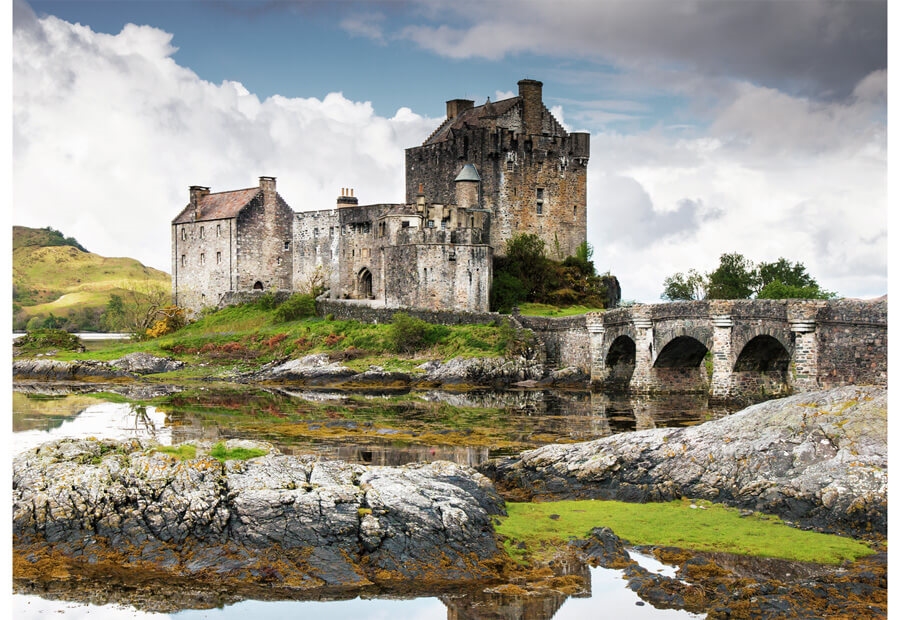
left=384, top=244, right=492, bottom=312
left=317, top=299, right=502, bottom=326
left=171, top=217, right=238, bottom=312
left=234, top=189, right=294, bottom=293
left=815, top=298, right=888, bottom=388
left=516, top=315, right=591, bottom=372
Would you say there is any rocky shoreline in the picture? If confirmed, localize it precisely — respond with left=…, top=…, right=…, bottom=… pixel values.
left=12, top=351, right=589, bottom=389
left=12, top=376, right=888, bottom=617
left=481, top=385, right=887, bottom=538
left=14, top=438, right=507, bottom=590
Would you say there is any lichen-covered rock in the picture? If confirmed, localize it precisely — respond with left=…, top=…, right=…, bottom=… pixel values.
left=110, top=352, right=184, bottom=375
left=13, top=438, right=506, bottom=590
left=12, top=359, right=131, bottom=381
left=417, top=356, right=544, bottom=386
left=482, top=386, right=886, bottom=536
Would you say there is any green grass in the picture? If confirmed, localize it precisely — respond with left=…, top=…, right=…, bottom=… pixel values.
left=156, top=444, right=197, bottom=460
left=497, top=499, right=874, bottom=565
left=209, top=441, right=268, bottom=462
left=518, top=303, right=603, bottom=317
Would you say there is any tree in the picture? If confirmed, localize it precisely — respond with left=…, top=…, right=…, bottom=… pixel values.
left=503, top=233, right=551, bottom=299
left=755, top=258, right=834, bottom=299
left=661, top=269, right=707, bottom=301
left=115, top=280, right=179, bottom=339
left=706, top=253, right=758, bottom=300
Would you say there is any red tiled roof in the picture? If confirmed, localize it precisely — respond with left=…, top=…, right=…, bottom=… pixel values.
left=172, top=188, right=261, bottom=224
left=423, top=97, right=521, bottom=146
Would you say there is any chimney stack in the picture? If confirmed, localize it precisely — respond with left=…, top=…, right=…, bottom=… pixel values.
left=337, top=187, right=358, bottom=208
left=446, top=98, right=475, bottom=121
left=259, top=176, right=276, bottom=195
left=189, top=185, right=210, bottom=216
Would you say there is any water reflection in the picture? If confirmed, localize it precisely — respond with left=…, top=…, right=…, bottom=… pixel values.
left=11, top=387, right=734, bottom=466
left=13, top=397, right=172, bottom=454
left=13, top=564, right=703, bottom=619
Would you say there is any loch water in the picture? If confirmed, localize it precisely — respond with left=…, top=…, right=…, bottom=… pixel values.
left=13, top=386, right=726, bottom=619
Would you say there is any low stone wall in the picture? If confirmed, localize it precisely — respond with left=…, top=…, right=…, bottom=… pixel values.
left=516, top=315, right=591, bottom=373
left=316, top=299, right=502, bottom=326
left=815, top=298, right=887, bottom=388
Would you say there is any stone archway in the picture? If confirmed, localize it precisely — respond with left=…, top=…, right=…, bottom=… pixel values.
left=253, top=281, right=264, bottom=290
left=604, top=335, right=636, bottom=390
left=358, top=268, right=373, bottom=299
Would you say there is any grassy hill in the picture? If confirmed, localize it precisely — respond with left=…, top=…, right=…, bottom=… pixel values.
left=13, top=226, right=170, bottom=332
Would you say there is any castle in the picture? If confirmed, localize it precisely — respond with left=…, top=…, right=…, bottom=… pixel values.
left=172, top=79, right=590, bottom=315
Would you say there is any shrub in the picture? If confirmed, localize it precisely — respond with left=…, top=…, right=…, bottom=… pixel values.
left=273, top=293, right=316, bottom=322
left=389, top=312, right=429, bottom=353
left=145, top=305, right=186, bottom=338
left=14, top=328, right=85, bottom=353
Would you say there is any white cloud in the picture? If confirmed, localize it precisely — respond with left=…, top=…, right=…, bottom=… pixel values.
left=587, top=76, right=886, bottom=302
left=13, top=13, right=438, bottom=273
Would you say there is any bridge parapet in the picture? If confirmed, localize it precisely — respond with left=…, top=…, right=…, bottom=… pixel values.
left=588, top=298, right=886, bottom=403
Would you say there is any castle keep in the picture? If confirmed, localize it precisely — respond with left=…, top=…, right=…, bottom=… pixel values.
left=172, top=80, right=590, bottom=315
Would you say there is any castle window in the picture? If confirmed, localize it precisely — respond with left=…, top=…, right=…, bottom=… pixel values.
left=427, top=220, right=435, bottom=228
left=277, top=256, right=283, bottom=266
left=402, top=221, right=410, bottom=229
left=330, top=226, right=334, bottom=236
left=216, top=251, right=222, bottom=264
left=573, top=205, right=577, bottom=218
left=181, top=254, right=186, bottom=267
left=199, top=226, right=204, bottom=239
left=506, top=160, right=513, bottom=172
left=181, top=228, right=186, bottom=241
left=536, top=188, right=544, bottom=215
left=284, top=240, right=290, bottom=250
left=314, top=228, right=319, bottom=238
left=216, top=224, right=221, bottom=237
left=200, top=253, right=205, bottom=265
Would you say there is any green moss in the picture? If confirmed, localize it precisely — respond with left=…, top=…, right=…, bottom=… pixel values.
left=156, top=444, right=197, bottom=460
left=496, top=499, right=874, bottom=565
left=209, top=441, right=267, bottom=462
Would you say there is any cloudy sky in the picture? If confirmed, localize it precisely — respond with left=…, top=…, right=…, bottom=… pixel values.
left=11, top=0, right=888, bottom=302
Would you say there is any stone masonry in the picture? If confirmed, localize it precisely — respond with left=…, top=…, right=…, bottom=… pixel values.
left=172, top=79, right=588, bottom=315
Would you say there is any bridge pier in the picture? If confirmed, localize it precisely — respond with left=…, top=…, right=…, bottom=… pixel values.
left=629, top=314, right=655, bottom=392
left=586, top=315, right=606, bottom=384
left=710, top=313, right=735, bottom=401
left=788, top=307, right=819, bottom=393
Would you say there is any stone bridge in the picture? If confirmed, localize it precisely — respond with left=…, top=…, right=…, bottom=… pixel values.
left=581, top=298, right=887, bottom=402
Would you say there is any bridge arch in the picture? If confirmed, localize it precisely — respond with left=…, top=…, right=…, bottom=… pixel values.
left=604, top=335, right=636, bottom=390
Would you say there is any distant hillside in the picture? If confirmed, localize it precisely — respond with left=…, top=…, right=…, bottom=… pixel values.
left=13, top=225, right=88, bottom=252
left=13, top=226, right=170, bottom=332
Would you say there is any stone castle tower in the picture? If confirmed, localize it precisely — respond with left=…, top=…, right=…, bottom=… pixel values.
left=173, top=79, right=591, bottom=315
left=405, top=79, right=590, bottom=259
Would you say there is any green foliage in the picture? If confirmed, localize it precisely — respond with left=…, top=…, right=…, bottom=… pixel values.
left=255, top=291, right=281, bottom=311
left=12, top=225, right=88, bottom=252
left=209, top=441, right=268, bottom=462
left=492, top=236, right=614, bottom=312
left=706, top=252, right=758, bottom=299
left=389, top=312, right=429, bottom=353
left=756, top=258, right=835, bottom=299
left=490, top=271, right=528, bottom=313
left=156, top=444, right=197, bottom=460
left=14, top=328, right=85, bottom=353
left=102, top=294, right=126, bottom=331
left=662, top=269, right=707, bottom=301
left=496, top=319, right=535, bottom=357
left=757, top=281, right=836, bottom=300
left=497, top=499, right=873, bottom=565
left=273, top=293, right=316, bottom=322
left=662, top=254, right=836, bottom=301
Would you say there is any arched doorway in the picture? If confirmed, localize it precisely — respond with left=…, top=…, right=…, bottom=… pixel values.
left=253, top=281, right=264, bottom=290
left=358, top=268, right=373, bottom=299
